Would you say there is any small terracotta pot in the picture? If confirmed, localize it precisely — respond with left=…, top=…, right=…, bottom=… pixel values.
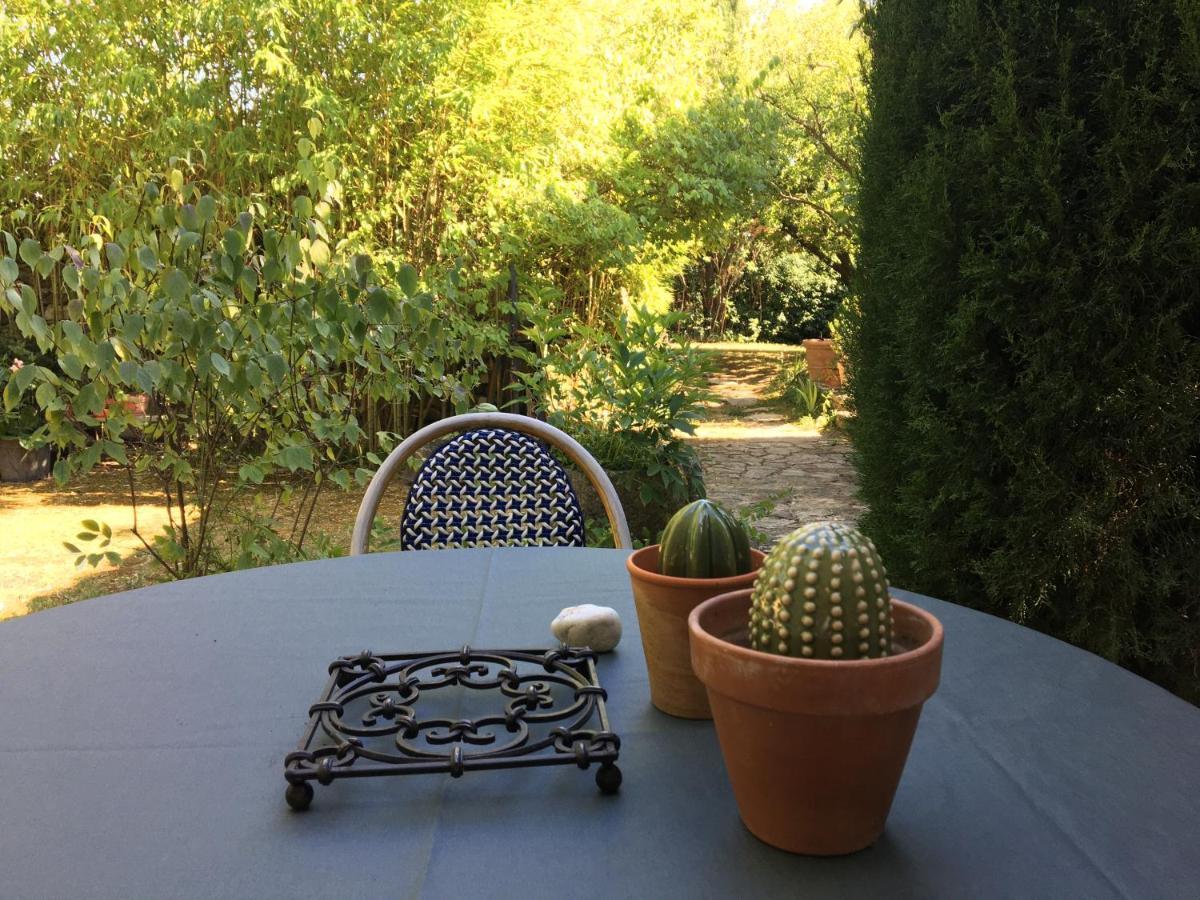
left=689, top=588, right=943, bottom=855
left=626, top=546, right=765, bottom=719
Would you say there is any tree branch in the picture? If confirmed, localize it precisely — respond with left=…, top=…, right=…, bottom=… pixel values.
left=759, top=90, right=858, bottom=177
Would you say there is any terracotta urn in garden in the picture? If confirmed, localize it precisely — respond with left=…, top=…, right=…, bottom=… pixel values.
left=801, top=338, right=843, bottom=389
left=627, top=499, right=764, bottom=719
left=689, top=522, right=943, bottom=855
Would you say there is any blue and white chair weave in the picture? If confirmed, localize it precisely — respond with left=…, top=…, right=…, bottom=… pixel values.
left=350, top=412, right=632, bottom=554
left=399, top=428, right=584, bottom=550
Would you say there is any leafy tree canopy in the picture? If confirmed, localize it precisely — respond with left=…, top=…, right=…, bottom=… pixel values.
left=0, top=0, right=862, bottom=329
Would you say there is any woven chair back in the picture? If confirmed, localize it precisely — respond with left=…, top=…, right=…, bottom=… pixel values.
left=399, top=428, right=585, bottom=550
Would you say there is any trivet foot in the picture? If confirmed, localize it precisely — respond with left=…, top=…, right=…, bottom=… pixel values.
left=596, top=762, right=622, bottom=795
left=285, top=781, right=314, bottom=811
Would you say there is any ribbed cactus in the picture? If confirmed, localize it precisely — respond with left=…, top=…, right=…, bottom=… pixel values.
left=659, top=499, right=752, bottom=579
left=748, top=522, right=893, bottom=659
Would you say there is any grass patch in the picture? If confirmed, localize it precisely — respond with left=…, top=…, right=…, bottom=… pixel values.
left=1, top=463, right=403, bottom=619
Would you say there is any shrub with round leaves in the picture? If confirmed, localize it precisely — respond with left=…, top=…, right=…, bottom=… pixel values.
left=0, top=192, right=480, bottom=577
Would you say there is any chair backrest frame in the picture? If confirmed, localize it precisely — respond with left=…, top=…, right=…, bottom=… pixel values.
left=350, top=412, right=632, bottom=553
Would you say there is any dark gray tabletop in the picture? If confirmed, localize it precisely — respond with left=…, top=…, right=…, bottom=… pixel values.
left=1, top=548, right=1197, bottom=899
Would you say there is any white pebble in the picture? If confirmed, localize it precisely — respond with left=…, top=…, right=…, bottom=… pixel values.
left=551, top=604, right=622, bottom=653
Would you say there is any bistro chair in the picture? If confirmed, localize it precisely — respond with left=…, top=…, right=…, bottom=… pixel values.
left=350, top=412, right=631, bottom=554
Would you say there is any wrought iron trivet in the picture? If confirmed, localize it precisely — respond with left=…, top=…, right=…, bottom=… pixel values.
left=284, top=646, right=622, bottom=810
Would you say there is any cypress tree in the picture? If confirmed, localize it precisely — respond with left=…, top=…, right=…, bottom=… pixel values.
left=848, top=0, right=1200, bottom=700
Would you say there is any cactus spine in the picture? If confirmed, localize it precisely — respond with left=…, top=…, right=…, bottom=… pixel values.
left=659, top=499, right=752, bottom=579
left=749, top=522, right=893, bottom=659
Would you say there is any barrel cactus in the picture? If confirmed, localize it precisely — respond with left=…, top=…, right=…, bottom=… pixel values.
left=659, top=499, right=752, bottom=579
left=748, top=522, right=893, bottom=659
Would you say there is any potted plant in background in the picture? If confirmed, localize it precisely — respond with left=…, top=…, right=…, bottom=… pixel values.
left=801, top=336, right=844, bottom=389
left=689, top=521, right=943, bottom=855
left=627, top=499, right=764, bottom=718
left=0, top=330, right=54, bottom=482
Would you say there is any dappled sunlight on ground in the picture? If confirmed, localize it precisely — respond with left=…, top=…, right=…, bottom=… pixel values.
left=693, top=342, right=804, bottom=353
left=692, top=344, right=825, bottom=440
left=690, top=347, right=863, bottom=542
left=693, top=419, right=825, bottom=440
left=0, top=466, right=173, bottom=619
left=0, top=464, right=407, bottom=620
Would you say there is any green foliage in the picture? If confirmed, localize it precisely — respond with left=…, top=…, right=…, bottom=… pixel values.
left=554, top=307, right=712, bottom=444
left=850, top=0, right=1200, bottom=699
left=368, top=518, right=402, bottom=554
left=733, top=490, right=793, bottom=549
left=0, top=326, right=55, bottom=439
left=0, top=0, right=871, bottom=359
left=669, top=0, right=866, bottom=336
left=550, top=306, right=711, bottom=541
left=786, top=376, right=828, bottom=422
left=727, top=251, right=845, bottom=343
left=0, top=0, right=781, bottom=328
left=215, top=499, right=345, bottom=571
left=62, top=519, right=120, bottom=569
left=750, top=0, right=865, bottom=289
left=769, top=355, right=833, bottom=422
left=0, top=0, right=872, bottom=581
left=583, top=516, right=643, bottom=551
left=614, top=88, right=782, bottom=251
left=0, top=190, right=483, bottom=577
left=579, top=433, right=706, bottom=545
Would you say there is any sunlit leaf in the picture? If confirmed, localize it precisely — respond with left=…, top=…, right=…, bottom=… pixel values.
left=308, top=239, right=330, bottom=267
left=239, top=463, right=265, bottom=484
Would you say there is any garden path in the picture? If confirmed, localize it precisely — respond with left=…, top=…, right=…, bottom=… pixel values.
left=689, top=346, right=864, bottom=545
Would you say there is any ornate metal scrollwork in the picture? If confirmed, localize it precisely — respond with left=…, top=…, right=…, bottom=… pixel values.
left=285, top=647, right=622, bottom=810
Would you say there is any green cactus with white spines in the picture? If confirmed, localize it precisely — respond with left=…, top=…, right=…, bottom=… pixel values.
left=749, top=522, right=893, bottom=660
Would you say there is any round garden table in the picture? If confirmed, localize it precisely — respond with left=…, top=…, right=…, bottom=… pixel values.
left=1, top=548, right=1197, bottom=899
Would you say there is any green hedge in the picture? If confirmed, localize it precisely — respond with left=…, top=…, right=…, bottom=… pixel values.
left=848, top=0, right=1200, bottom=701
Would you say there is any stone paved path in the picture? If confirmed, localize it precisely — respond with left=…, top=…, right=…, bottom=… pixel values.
left=689, top=347, right=865, bottom=546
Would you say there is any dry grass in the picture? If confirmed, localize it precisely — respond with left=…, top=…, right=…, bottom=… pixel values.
left=0, top=466, right=173, bottom=619
left=1, top=463, right=405, bottom=620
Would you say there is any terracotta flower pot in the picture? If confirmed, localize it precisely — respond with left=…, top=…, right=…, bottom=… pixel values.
left=689, top=588, right=943, bottom=855
left=626, top=546, right=765, bottom=719
left=801, top=338, right=843, bottom=389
